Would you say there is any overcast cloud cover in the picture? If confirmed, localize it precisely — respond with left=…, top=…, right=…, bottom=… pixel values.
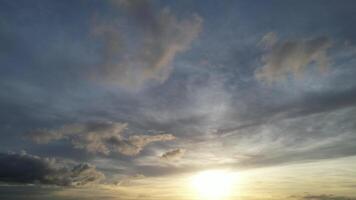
left=1, top=0, right=356, bottom=199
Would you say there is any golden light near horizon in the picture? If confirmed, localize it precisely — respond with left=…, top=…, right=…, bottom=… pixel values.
left=191, top=170, right=237, bottom=200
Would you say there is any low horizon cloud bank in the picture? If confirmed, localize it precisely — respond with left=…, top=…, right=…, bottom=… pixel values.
left=0, top=151, right=104, bottom=186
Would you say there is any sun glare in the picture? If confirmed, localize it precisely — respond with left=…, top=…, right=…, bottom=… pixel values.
left=191, top=170, right=237, bottom=200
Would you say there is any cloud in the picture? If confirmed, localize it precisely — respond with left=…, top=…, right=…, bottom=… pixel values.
left=255, top=33, right=332, bottom=82
left=68, top=163, right=105, bottom=186
left=299, top=194, right=356, bottom=200
left=259, top=32, right=278, bottom=49
left=69, top=122, right=128, bottom=155
left=0, top=152, right=104, bottom=186
left=92, top=1, right=203, bottom=89
left=107, top=134, right=176, bottom=156
left=160, top=148, right=185, bottom=161
left=27, top=122, right=128, bottom=155
left=114, top=174, right=145, bottom=186
left=26, top=123, right=106, bottom=144
left=220, top=106, right=356, bottom=170
left=26, top=122, right=175, bottom=156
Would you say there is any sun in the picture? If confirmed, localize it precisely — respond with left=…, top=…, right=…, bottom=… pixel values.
left=191, top=170, right=236, bottom=200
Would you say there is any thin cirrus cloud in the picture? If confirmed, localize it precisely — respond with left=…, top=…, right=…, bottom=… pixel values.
left=255, top=32, right=332, bottom=83
left=92, top=0, right=203, bottom=89
left=26, top=121, right=175, bottom=156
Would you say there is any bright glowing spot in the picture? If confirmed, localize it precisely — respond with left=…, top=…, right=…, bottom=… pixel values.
left=191, top=170, right=236, bottom=200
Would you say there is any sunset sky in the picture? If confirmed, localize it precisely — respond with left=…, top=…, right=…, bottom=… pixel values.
left=1, top=0, right=356, bottom=200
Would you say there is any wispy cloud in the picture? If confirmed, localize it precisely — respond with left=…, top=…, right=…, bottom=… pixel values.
left=92, top=0, right=203, bottom=89
left=160, top=148, right=186, bottom=161
left=26, top=121, right=175, bottom=156
left=256, top=33, right=332, bottom=82
left=107, top=134, right=176, bottom=156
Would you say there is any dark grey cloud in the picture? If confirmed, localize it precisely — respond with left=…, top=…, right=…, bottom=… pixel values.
left=160, top=148, right=185, bottom=161
left=0, top=152, right=104, bottom=186
left=0, top=186, right=62, bottom=200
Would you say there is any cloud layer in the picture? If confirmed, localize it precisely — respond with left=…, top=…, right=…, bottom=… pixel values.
left=301, top=194, right=356, bottom=200
left=1, top=1, right=356, bottom=199
left=0, top=152, right=104, bottom=186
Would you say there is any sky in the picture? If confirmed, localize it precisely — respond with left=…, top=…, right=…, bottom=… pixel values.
left=1, top=0, right=356, bottom=200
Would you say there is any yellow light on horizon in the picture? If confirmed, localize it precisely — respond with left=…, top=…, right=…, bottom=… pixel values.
left=191, top=170, right=237, bottom=200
